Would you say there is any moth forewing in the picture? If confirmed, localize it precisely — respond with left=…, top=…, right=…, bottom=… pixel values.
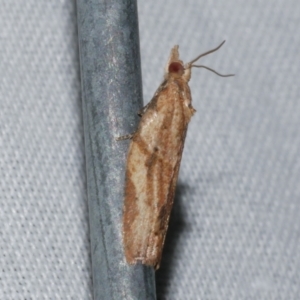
left=122, top=41, right=233, bottom=270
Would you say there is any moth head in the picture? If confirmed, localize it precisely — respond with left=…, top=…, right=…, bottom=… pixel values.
left=166, top=45, right=185, bottom=78
left=166, top=41, right=234, bottom=80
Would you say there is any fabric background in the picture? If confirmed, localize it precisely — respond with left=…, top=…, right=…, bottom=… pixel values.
left=1, top=0, right=300, bottom=299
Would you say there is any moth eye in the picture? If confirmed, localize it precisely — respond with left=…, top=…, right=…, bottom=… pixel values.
left=168, top=62, right=184, bottom=74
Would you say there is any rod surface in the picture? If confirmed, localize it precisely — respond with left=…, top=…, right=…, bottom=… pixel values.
left=76, top=0, right=156, bottom=299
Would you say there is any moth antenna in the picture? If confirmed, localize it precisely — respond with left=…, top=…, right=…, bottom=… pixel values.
left=188, top=40, right=226, bottom=65
left=192, top=65, right=234, bottom=77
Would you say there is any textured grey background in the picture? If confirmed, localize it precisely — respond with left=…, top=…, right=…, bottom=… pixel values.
left=1, top=0, right=300, bottom=299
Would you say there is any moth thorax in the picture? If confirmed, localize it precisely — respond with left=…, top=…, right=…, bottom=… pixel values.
left=168, top=62, right=184, bottom=77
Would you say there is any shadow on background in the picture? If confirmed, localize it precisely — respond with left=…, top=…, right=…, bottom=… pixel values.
left=156, top=182, right=193, bottom=300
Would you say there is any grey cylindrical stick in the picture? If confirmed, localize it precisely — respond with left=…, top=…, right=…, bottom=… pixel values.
left=76, top=0, right=156, bottom=299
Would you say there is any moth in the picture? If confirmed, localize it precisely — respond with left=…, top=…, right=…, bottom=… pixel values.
left=119, top=41, right=233, bottom=270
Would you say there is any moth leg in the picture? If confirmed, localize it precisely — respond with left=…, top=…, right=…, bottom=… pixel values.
left=116, top=133, right=135, bottom=141
left=138, top=103, right=150, bottom=116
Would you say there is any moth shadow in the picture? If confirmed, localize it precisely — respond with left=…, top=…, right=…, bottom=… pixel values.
left=156, top=182, right=193, bottom=299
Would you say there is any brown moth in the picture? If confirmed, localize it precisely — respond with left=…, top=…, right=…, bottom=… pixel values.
left=119, top=41, right=233, bottom=270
